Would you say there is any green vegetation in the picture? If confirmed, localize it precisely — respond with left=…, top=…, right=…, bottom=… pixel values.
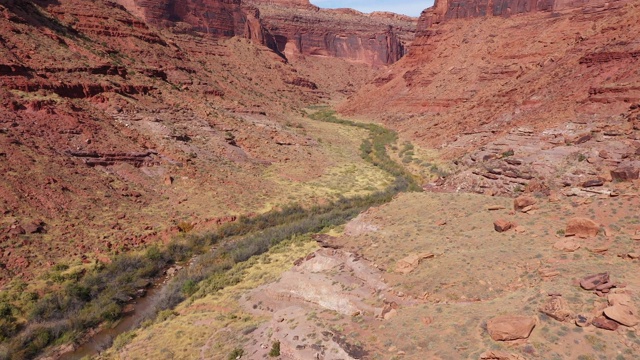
left=307, top=109, right=422, bottom=192
left=0, top=109, right=420, bottom=358
left=268, top=340, right=281, bottom=357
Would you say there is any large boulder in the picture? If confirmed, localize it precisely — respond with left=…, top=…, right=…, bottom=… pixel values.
left=513, top=195, right=536, bottom=212
left=566, top=218, right=599, bottom=238
left=610, top=164, right=640, bottom=182
left=486, top=315, right=536, bottom=341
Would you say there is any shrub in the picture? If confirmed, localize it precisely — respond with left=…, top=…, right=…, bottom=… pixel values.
left=269, top=340, right=281, bottom=357
left=228, top=348, right=245, bottom=360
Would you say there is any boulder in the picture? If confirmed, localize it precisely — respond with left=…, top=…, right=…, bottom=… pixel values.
left=494, top=219, right=513, bottom=232
left=603, top=305, right=639, bottom=327
left=486, top=315, right=536, bottom=341
left=611, top=165, right=640, bottom=182
left=580, top=273, right=610, bottom=290
left=566, top=218, right=599, bottom=238
left=539, top=296, right=573, bottom=322
left=513, top=196, right=536, bottom=212
left=592, top=316, right=619, bottom=331
left=575, top=313, right=592, bottom=327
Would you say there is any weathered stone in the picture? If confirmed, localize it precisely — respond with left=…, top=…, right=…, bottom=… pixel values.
left=494, top=219, right=513, bottom=232
left=486, top=315, right=536, bottom=341
left=575, top=313, right=592, bottom=327
left=604, top=305, right=639, bottom=327
left=395, top=253, right=434, bottom=274
left=580, top=273, right=610, bottom=290
left=553, top=239, right=580, bottom=252
left=513, top=195, right=536, bottom=212
left=592, top=316, right=619, bottom=331
left=582, top=179, right=604, bottom=187
left=480, top=350, right=527, bottom=360
left=611, top=165, right=640, bottom=182
left=566, top=218, right=599, bottom=238
left=539, top=296, right=573, bottom=322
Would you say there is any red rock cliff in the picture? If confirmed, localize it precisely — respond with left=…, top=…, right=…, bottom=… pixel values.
left=247, top=0, right=417, bottom=66
left=419, top=0, right=619, bottom=29
left=114, top=0, right=280, bottom=51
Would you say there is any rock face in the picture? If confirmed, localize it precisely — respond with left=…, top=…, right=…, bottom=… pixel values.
left=247, top=0, right=417, bottom=66
left=486, top=315, right=536, bottom=341
left=115, top=0, right=281, bottom=52
left=340, top=0, right=639, bottom=195
left=419, top=0, right=616, bottom=30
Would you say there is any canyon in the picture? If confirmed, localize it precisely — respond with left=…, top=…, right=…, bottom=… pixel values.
left=0, top=0, right=639, bottom=359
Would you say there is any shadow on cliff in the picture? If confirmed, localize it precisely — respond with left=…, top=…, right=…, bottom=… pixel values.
left=1, top=0, right=83, bottom=39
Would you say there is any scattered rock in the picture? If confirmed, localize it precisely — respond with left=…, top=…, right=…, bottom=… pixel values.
left=592, top=316, right=619, bottom=331
left=538, top=268, right=559, bottom=281
left=608, top=293, right=633, bottom=307
left=487, top=205, right=506, bottom=211
left=580, top=273, right=610, bottom=290
left=603, top=305, right=639, bottom=327
left=486, top=315, right=536, bottom=341
left=513, top=196, right=536, bottom=212
left=565, top=218, right=599, bottom=238
left=395, top=253, right=434, bottom=274
left=164, top=175, right=174, bottom=185
left=575, top=313, right=592, bottom=327
left=494, top=219, right=513, bottom=232
left=611, top=165, right=640, bottom=182
left=23, top=221, right=44, bottom=234
left=539, top=296, right=573, bottom=322
left=480, top=350, right=527, bottom=360
left=582, top=179, right=604, bottom=188
left=553, top=239, right=580, bottom=252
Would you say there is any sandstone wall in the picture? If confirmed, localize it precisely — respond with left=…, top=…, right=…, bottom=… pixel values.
left=248, top=0, right=416, bottom=66
left=419, top=0, right=617, bottom=29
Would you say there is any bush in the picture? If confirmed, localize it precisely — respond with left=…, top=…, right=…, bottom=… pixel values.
left=268, top=340, right=281, bottom=357
left=228, top=348, right=245, bottom=360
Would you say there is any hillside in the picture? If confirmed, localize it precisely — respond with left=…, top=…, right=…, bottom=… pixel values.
left=341, top=0, right=640, bottom=195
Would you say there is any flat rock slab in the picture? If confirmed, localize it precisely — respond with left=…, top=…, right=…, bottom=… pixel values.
left=539, top=296, right=573, bottom=322
left=592, top=316, right=619, bottom=331
left=395, top=253, right=434, bottom=274
left=487, top=315, right=536, bottom=341
left=480, top=350, right=527, bottom=360
left=553, top=239, right=580, bottom=252
left=604, top=305, right=640, bottom=327
left=580, top=273, right=610, bottom=290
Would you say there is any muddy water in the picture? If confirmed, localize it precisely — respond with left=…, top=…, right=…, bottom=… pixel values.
left=59, top=283, right=163, bottom=360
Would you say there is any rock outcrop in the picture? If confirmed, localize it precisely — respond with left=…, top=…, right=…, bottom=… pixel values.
left=419, top=0, right=621, bottom=30
left=247, top=0, right=417, bottom=66
left=114, top=0, right=281, bottom=52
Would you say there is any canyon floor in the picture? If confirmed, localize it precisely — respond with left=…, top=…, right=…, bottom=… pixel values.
left=105, top=187, right=640, bottom=360
left=2, top=0, right=640, bottom=359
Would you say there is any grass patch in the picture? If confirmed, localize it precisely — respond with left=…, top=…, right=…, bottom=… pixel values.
left=1, top=108, right=421, bottom=358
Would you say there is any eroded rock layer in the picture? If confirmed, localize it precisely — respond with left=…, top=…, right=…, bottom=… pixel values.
left=248, top=0, right=417, bottom=66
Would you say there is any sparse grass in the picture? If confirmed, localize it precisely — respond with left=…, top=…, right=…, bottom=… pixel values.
left=2, top=107, right=422, bottom=358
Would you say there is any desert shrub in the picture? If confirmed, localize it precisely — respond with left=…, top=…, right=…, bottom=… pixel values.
left=113, top=331, right=136, bottom=350
left=269, top=340, right=281, bottom=357
left=228, top=348, right=245, bottom=360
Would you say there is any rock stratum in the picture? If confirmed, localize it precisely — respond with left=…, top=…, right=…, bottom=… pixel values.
left=342, top=0, right=640, bottom=195
left=248, top=0, right=417, bottom=66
